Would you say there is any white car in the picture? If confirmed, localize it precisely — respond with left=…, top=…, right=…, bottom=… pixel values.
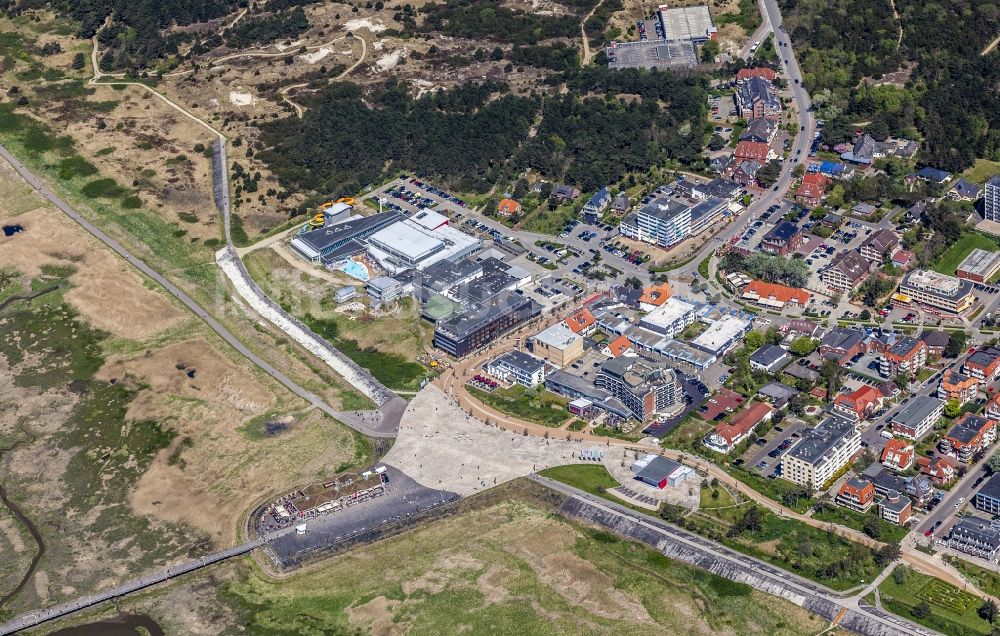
left=959, top=496, right=966, bottom=503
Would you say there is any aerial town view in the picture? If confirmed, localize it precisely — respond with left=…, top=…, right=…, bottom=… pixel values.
left=1, top=0, right=1000, bottom=634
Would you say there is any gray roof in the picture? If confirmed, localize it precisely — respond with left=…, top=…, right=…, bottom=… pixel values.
left=861, top=228, right=900, bottom=256
left=890, top=395, right=943, bottom=429
left=951, top=178, right=982, bottom=198
left=947, top=414, right=991, bottom=444
left=758, top=381, right=798, bottom=401
left=740, top=117, right=775, bottom=142
left=636, top=456, right=681, bottom=483
left=293, top=210, right=402, bottom=254
left=763, top=220, right=800, bottom=244
left=920, top=331, right=950, bottom=348
left=824, top=251, right=870, bottom=282
left=636, top=197, right=691, bottom=222
left=880, top=491, right=910, bottom=514
left=950, top=517, right=1000, bottom=550
left=977, top=474, right=1000, bottom=503
left=787, top=416, right=855, bottom=464
left=783, top=364, right=819, bottom=381
left=492, top=350, right=545, bottom=375
left=750, top=344, right=791, bottom=369
left=820, top=327, right=864, bottom=352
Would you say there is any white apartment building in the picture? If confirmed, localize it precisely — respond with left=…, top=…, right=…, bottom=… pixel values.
left=781, top=416, right=860, bottom=490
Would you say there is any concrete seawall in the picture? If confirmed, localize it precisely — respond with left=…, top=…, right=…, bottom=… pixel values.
left=216, top=247, right=396, bottom=405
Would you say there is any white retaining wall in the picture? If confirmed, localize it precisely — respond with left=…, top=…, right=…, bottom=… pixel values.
left=216, top=247, right=395, bottom=405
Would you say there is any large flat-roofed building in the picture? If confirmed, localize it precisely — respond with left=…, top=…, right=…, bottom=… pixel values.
left=890, top=394, right=943, bottom=440
left=433, top=294, right=541, bottom=357
left=688, top=197, right=729, bottom=237
left=781, top=416, right=860, bottom=490
left=690, top=315, right=751, bottom=356
left=595, top=357, right=681, bottom=421
left=631, top=454, right=693, bottom=489
left=658, top=4, right=716, bottom=41
left=638, top=297, right=697, bottom=337
left=619, top=197, right=693, bottom=248
left=606, top=39, right=697, bottom=69
left=290, top=210, right=402, bottom=263
left=367, top=218, right=480, bottom=272
left=529, top=322, right=584, bottom=367
left=986, top=175, right=1000, bottom=222
left=485, top=350, right=546, bottom=387
left=899, top=269, right=975, bottom=313
left=975, top=474, right=1000, bottom=516
left=956, top=248, right=1000, bottom=283
left=948, top=517, right=1000, bottom=562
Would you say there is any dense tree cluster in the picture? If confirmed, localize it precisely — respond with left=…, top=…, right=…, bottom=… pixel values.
left=720, top=252, right=810, bottom=288
left=508, top=43, right=579, bottom=71
left=782, top=0, right=1000, bottom=171
left=225, top=7, right=310, bottom=48
left=510, top=66, right=707, bottom=190
left=420, top=0, right=581, bottom=44
left=258, top=80, right=538, bottom=197
left=49, top=0, right=240, bottom=71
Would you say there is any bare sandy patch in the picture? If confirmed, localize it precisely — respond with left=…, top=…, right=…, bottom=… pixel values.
left=347, top=596, right=403, bottom=636
left=344, top=18, right=386, bottom=32
left=229, top=90, right=257, bottom=107
left=301, top=48, right=332, bottom=64
left=99, top=338, right=274, bottom=422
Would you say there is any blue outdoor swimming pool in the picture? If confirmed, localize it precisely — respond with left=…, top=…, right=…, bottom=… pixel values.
left=340, top=260, right=370, bottom=281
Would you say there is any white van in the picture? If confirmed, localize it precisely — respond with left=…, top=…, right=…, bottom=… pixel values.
left=880, top=430, right=894, bottom=439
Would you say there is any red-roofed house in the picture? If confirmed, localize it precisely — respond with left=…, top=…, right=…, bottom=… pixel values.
left=832, top=384, right=884, bottom=421
left=795, top=173, right=830, bottom=208
left=734, top=141, right=771, bottom=163
left=736, top=67, right=777, bottom=83
left=603, top=334, right=634, bottom=358
left=835, top=478, right=876, bottom=512
left=917, top=455, right=958, bottom=485
left=986, top=393, right=1000, bottom=420
left=703, top=401, right=773, bottom=453
left=741, top=280, right=811, bottom=309
left=497, top=198, right=521, bottom=217
left=638, top=282, right=673, bottom=312
left=892, top=250, right=915, bottom=270
left=881, top=438, right=915, bottom=471
left=564, top=307, right=597, bottom=335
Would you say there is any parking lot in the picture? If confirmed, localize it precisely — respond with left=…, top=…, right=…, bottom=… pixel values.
left=739, top=420, right=811, bottom=477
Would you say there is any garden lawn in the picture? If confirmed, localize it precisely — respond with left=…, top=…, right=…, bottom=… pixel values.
left=467, top=385, right=570, bottom=427
left=931, top=233, right=1000, bottom=277
left=811, top=504, right=910, bottom=544
left=879, top=566, right=991, bottom=636
left=947, top=557, right=1000, bottom=597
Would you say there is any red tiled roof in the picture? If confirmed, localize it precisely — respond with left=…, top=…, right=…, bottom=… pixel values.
left=737, top=67, right=776, bottom=82
left=743, top=280, right=810, bottom=305
left=734, top=141, right=770, bottom=162
left=497, top=198, right=520, bottom=215
left=796, top=173, right=829, bottom=200
left=565, top=307, right=596, bottom=334
left=639, top=282, right=673, bottom=306
left=834, top=384, right=881, bottom=418
left=880, top=438, right=914, bottom=470
left=715, top=402, right=772, bottom=445
left=607, top=334, right=633, bottom=357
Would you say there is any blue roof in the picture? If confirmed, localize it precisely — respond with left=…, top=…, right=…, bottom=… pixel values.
left=916, top=166, right=952, bottom=182
left=820, top=161, right=846, bottom=175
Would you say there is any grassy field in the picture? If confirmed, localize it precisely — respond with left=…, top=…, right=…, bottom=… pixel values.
left=962, top=158, right=1000, bottom=184
left=29, top=481, right=837, bottom=635
left=931, top=232, right=1000, bottom=276
left=244, top=249, right=432, bottom=392
left=946, top=556, right=1000, bottom=597
left=811, top=504, right=910, bottom=544
left=879, top=566, right=992, bottom=636
left=468, top=385, right=570, bottom=427
left=538, top=464, right=620, bottom=496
